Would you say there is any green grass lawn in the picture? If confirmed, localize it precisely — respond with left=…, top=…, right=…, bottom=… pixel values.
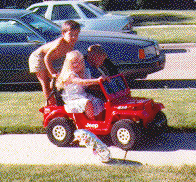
left=0, top=91, right=44, bottom=133
left=112, top=10, right=196, bottom=43
left=116, top=10, right=196, bottom=26
left=134, top=25, right=196, bottom=43
left=132, top=89, right=196, bottom=130
left=0, top=164, right=195, bottom=181
left=0, top=89, right=195, bottom=134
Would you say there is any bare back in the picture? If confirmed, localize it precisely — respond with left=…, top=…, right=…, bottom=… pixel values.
left=37, top=37, right=75, bottom=76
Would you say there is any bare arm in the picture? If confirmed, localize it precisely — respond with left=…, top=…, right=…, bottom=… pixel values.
left=44, top=49, right=58, bottom=78
left=71, top=75, right=102, bottom=86
left=44, top=38, right=64, bottom=78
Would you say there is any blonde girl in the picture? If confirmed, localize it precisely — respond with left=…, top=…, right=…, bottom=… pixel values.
left=56, top=50, right=104, bottom=120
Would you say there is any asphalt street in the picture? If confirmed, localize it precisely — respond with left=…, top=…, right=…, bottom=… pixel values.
left=127, top=44, right=196, bottom=89
left=147, top=45, right=196, bottom=80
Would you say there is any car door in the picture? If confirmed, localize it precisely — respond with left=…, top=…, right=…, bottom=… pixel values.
left=0, top=19, right=45, bottom=84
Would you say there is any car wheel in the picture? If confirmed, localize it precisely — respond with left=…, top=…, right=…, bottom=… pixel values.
left=46, top=117, right=75, bottom=147
left=111, top=120, right=141, bottom=150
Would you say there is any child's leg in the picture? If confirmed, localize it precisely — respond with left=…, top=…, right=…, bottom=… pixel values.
left=85, top=100, right=95, bottom=120
left=36, top=70, right=56, bottom=105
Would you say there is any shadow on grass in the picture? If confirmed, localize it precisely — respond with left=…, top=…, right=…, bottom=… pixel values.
left=0, top=126, right=46, bottom=134
left=134, top=127, right=196, bottom=152
left=132, top=14, right=193, bottom=26
left=0, top=82, right=41, bottom=92
left=2, top=80, right=195, bottom=91
left=106, top=158, right=142, bottom=166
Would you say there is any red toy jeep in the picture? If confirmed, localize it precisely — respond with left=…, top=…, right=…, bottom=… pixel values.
left=39, top=74, right=167, bottom=150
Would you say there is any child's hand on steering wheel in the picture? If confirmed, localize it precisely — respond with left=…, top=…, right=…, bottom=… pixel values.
left=50, top=74, right=58, bottom=89
left=98, top=75, right=109, bottom=82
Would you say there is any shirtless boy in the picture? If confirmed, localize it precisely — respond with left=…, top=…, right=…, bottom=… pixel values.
left=29, top=20, right=81, bottom=104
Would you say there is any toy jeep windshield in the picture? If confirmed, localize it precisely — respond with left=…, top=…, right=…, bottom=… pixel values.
left=40, top=74, right=167, bottom=150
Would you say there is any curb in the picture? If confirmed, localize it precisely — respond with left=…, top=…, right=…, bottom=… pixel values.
left=160, top=43, right=196, bottom=49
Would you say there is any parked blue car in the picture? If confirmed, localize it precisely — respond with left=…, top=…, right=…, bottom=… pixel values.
left=0, top=9, right=165, bottom=85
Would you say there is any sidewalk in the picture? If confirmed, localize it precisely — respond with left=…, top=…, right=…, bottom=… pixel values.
left=160, top=43, right=196, bottom=49
left=0, top=134, right=195, bottom=166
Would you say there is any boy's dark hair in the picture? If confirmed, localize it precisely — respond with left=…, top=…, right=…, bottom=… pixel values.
left=88, top=44, right=107, bottom=57
left=61, top=20, right=81, bottom=32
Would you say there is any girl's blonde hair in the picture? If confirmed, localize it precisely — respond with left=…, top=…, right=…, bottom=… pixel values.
left=56, top=50, right=84, bottom=90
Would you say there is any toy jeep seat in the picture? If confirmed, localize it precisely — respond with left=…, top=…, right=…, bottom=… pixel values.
left=47, top=77, right=64, bottom=106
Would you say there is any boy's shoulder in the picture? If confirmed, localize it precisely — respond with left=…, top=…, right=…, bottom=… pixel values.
left=42, top=37, right=61, bottom=50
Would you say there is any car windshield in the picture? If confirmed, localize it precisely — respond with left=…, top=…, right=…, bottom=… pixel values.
left=20, top=13, right=60, bottom=34
left=85, top=2, right=106, bottom=15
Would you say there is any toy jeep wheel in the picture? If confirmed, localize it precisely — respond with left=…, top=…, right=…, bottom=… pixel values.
left=111, top=120, right=141, bottom=150
left=156, top=111, right=167, bottom=129
left=151, top=111, right=168, bottom=134
left=46, top=117, right=75, bottom=147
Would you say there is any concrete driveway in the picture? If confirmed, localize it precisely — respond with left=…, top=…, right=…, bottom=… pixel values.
left=0, top=133, right=195, bottom=166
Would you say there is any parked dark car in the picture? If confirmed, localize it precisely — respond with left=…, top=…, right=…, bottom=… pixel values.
left=0, top=9, right=165, bottom=86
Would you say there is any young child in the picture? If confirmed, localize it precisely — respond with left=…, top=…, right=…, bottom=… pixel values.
left=84, top=44, right=119, bottom=98
left=85, top=44, right=119, bottom=78
left=29, top=20, right=81, bottom=105
left=56, top=50, right=104, bottom=120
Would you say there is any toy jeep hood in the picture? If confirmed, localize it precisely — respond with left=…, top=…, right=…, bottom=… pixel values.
left=112, top=97, right=154, bottom=110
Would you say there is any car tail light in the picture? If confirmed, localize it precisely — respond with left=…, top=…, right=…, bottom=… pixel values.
left=139, top=49, right=145, bottom=59
left=139, top=45, right=159, bottom=60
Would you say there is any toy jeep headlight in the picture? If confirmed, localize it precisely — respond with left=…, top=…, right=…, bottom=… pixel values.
left=44, top=108, right=51, bottom=113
